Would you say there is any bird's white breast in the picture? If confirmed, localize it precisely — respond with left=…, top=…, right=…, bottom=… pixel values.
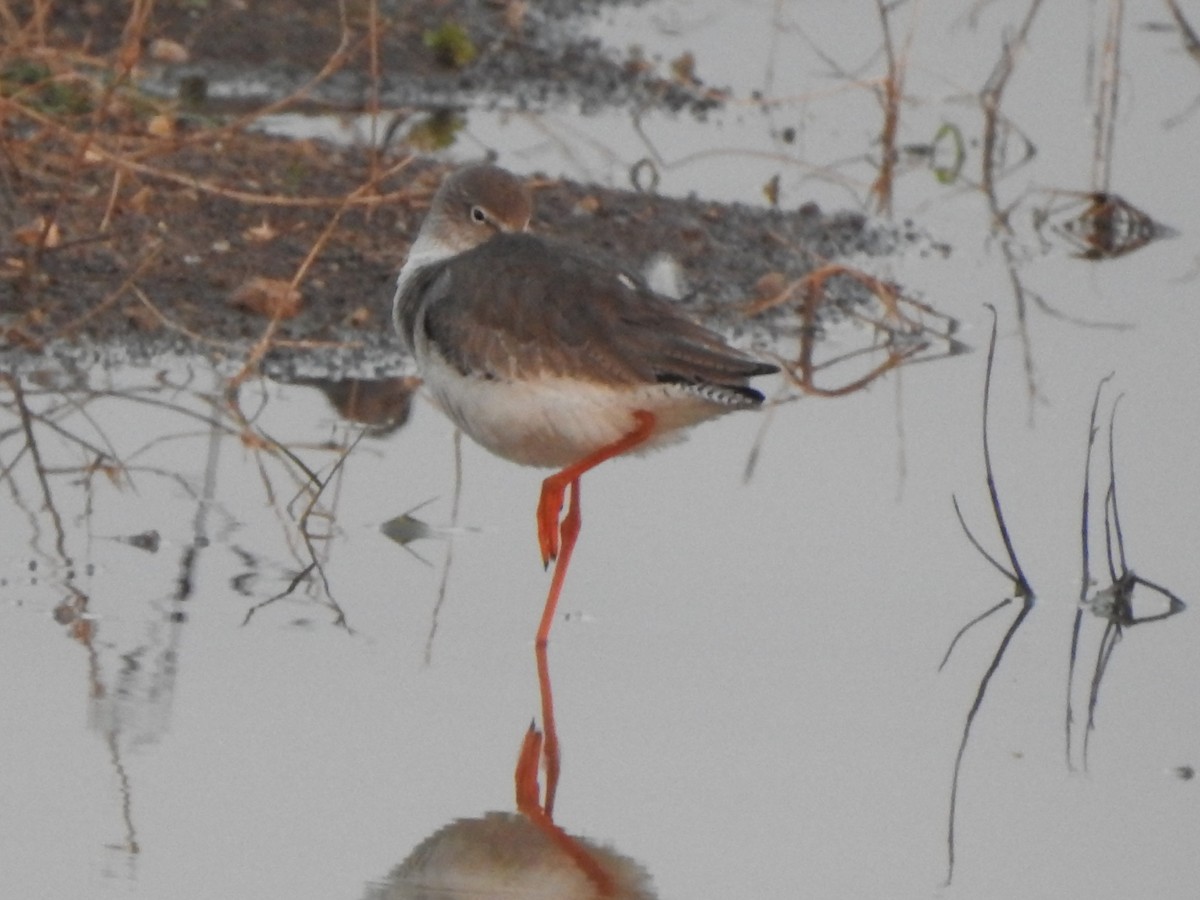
left=417, top=344, right=731, bottom=469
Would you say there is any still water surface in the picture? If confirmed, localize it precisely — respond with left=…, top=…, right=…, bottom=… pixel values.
left=2, top=2, right=1198, bottom=898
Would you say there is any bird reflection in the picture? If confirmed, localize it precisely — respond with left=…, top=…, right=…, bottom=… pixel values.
left=365, top=810, right=654, bottom=900
left=366, top=645, right=654, bottom=899
left=289, top=375, right=421, bottom=435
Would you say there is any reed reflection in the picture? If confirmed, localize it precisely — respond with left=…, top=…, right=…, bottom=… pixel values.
left=1066, top=380, right=1187, bottom=772
left=940, top=310, right=1189, bottom=884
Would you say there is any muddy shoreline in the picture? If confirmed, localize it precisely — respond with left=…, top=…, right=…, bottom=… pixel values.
left=1, top=1, right=934, bottom=380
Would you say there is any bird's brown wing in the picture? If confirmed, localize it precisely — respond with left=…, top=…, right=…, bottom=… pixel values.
left=404, top=233, right=777, bottom=387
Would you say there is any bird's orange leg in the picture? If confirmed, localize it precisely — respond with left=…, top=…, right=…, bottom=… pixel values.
left=537, top=477, right=580, bottom=647
left=535, top=410, right=657, bottom=646
left=537, top=410, right=657, bottom=566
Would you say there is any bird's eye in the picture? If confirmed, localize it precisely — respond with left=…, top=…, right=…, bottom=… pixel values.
left=470, top=206, right=488, bottom=224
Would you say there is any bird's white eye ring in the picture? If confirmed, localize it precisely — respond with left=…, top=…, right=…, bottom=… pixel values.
left=470, top=206, right=488, bottom=224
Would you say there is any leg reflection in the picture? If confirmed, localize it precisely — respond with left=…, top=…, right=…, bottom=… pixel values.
left=513, top=643, right=615, bottom=897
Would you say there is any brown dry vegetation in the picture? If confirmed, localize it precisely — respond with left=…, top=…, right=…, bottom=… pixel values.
left=0, top=2, right=458, bottom=361
left=1, top=0, right=953, bottom=398
left=0, top=1, right=729, bottom=365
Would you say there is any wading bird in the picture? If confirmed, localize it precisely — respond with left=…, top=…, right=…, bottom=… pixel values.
left=393, top=164, right=777, bottom=645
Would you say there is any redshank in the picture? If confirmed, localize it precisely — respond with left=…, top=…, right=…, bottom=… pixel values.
left=393, top=164, right=777, bottom=644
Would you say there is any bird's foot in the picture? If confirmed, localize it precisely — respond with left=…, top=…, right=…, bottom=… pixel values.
left=515, top=721, right=544, bottom=812
left=537, top=476, right=567, bottom=567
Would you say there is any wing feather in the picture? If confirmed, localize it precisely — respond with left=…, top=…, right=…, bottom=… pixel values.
left=398, top=233, right=777, bottom=389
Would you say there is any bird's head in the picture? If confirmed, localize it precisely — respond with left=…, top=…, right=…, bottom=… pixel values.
left=421, top=164, right=533, bottom=256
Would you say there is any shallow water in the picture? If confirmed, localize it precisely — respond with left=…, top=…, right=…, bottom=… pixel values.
left=2, top=3, right=1199, bottom=899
